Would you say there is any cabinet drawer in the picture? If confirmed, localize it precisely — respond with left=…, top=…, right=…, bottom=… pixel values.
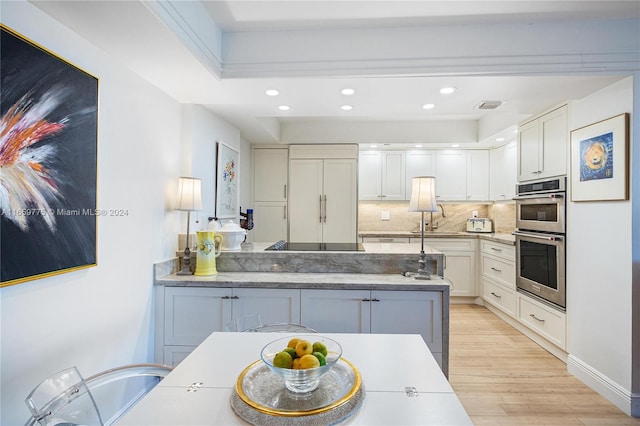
left=425, top=238, right=476, bottom=252
left=481, top=240, right=515, bottom=261
left=482, top=255, right=515, bottom=288
left=482, top=278, right=516, bottom=317
left=517, top=294, right=566, bottom=349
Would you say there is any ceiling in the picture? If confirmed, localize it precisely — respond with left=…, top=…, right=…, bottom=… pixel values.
left=31, top=1, right=636, bottom=148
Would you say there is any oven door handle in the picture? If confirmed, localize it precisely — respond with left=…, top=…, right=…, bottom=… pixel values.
left=514, top=193, right=564, bottom=200
left=513, top=231, right=564, bottom=241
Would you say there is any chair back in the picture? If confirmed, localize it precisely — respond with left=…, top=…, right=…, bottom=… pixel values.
left=25, top=364, right=172, bottom=426
left=244, top=323, right=317, bottom=333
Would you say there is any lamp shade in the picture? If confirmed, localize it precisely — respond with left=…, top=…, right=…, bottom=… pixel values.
left=408, top=176, right=438, bottom=212
left=176, top=177, right=203, bottom=211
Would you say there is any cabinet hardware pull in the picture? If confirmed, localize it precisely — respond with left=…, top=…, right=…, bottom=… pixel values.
left=529, top=313, right=545, bottom=323
left=324, top=195, right=328, bottom=223
left=362, top=298, right=371, bottom=302
left=319, top=195, right=323, bottom=223
left=490, top=292, right=502, bottom=298
left=371, top=298, right=380, bottom=302
left=491, top=247, right=502, bottom=252
left=284, top=184, right=287, bottom=199
left=284, top=205, right=287, bottom=219
left=221, top=296, right=230, bottom=300
left=491, top=267, right=502, bottom=272
left=230, top=296, right=239, bottom=299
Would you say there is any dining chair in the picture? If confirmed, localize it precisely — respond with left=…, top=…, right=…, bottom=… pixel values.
left=243, top=323, right=317, bottom=333
left=25, top=363, right=173, bottom=426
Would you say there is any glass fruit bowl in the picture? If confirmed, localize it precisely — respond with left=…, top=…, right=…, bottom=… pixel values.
left=260, top=335, right=342, bottom=393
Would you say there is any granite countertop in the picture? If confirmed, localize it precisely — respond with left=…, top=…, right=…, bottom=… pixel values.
left=156, top=271, right=450, bottom=291
left=359, top=231, right=515, bottom=245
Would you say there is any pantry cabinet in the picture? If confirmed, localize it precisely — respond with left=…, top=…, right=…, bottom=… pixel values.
left=517, top=104, right=568, bottom=182
left=359, top=150, right=406, bottom=200
left=289, top=145, right=358, bottom=243
left=252, top=147, right=288, bottom=242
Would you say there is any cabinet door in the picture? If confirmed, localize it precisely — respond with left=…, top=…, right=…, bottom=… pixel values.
left=253, top=148, right=288, bottom=202
left=232, top=288, right=301, bottom=326
left=381, top=151, right=406, bottom=200
left=289, top=159, right=323, bottom=242
left=164, top=287, right=231, bottom=346
left=358, top=151, right=382, bottom=200
left=517, top=119, right=540, bottom=181
left=466, top=150, right=489, bottom=200
left=323, top=159, right=358, bottom=243
left=442, top=252, right=476, bottom=297
left=300, top=289, right=371, bottom=333
left=435, top=151, right=467, bottom=200
left=539, top=106, right=568, bottom=179
left=370, top=290, right=443, bottom=353
left=405, top=151, right=436, bottom=200
left=490, top=142, right=517, bottom=201
left=251, top=202, right=287, bottom=242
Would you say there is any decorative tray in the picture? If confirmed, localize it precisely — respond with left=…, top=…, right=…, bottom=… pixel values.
left=231, top=358, right=364, bottom=425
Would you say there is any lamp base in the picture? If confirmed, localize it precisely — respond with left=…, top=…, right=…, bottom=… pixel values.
left=177, top=247, right=193, bottom=275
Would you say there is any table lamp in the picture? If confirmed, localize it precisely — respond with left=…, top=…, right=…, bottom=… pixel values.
left=176, top=177, right=203, bottom=275
left=408, top=176, right=438, bottom=279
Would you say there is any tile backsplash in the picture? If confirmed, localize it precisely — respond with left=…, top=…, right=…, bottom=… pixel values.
left=359, top=201, right=515, bottom=234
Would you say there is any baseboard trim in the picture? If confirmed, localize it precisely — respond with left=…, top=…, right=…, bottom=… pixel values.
left=567, top=354, right=637, bottom=417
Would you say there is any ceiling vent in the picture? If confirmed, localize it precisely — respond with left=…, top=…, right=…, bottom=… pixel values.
left=476, top=101, right=503, bottom=110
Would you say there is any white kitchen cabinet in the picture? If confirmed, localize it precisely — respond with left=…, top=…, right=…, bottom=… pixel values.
left=466, top=150, right=490, bottom=200
left=300, top=289, right=444, bottom=367
left=251, top=202, right=287, bottom=242
left=358, top=150, right=405, bottom=200
left=517, top=104, right=568, bottom=182
left=517, top=293, right=566, bottom=350
left=425, top=238, right=477, bottom=298
left=252, top=148, right=288, bottom=242
left=480, top=240, right=516, bottom=317
left=289, top=146, right=358, bottom=243
left=160, top=287, right=301, bottom=365
left=435, top=151, right=467, bottom=200
left=490, top=141, right=517, bottom=201
left=405, top=150, right=436, bottom=199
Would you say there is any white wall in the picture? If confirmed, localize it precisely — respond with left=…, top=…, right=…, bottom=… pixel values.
left=566, top=77, right=636, bottom=414
left=0, top=3, right=248, bottom=423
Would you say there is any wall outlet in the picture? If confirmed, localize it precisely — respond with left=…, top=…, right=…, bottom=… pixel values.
left=381, top=210, right=391, bottom=221
left=472, top=210, right=479, bottom=218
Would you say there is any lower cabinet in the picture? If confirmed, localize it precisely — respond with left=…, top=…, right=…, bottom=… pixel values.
left=425, top=238, right=477, bottom=297
left=159, top=287, right=301, bottom=365
left=300, top=289, right=444, bottom=370
left=517, top=293, right=566, bottom=350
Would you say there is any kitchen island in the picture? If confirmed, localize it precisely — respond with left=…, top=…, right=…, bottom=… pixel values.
left=154, top=242, right=450, bottom=374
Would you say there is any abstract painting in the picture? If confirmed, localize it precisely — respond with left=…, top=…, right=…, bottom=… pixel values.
left=1, top=25, right=98, bottom=286
left=215, top=141, right=239, bottom=219
left=571, top=113, right=629, bottom=202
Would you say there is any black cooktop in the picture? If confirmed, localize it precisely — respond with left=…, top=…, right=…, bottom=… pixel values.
left=265, top=240, right=365, bottom=251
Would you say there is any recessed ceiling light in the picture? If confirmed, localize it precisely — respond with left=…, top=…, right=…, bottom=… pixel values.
left=265, top=89, right=279, bottom=96
left=278, top=105, right=291, bottom=111
left=415, top=144, right=423, bottom=148
left=370, top=144, right=377, bottom=148
left=422, top=103, right=435, bottom=110
left=451, top=144, right=460, bottom=148
left=440, top=86, right=456, bottom=95
left=341, top=88, right=355, bottom=96
left=341, top=105, right=353, bottom=111
left=496, top=137, right=505, bottom=142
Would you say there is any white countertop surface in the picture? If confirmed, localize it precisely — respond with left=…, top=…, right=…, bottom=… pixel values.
left=117, top=332, right=472, bottom=425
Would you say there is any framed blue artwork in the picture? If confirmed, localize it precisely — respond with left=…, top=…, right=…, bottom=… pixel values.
left=1, top=25, right=99, bottom=286
left=570, top=113, right=629, bottom=202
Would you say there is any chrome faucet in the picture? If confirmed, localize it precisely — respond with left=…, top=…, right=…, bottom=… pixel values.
left=438, top=203, right=446, bottom=218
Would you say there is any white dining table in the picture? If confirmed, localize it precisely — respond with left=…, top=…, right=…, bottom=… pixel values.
left=116, top=332, right=472, bottom=425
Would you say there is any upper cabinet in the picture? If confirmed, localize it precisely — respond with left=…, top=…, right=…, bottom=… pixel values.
left=465, top=151, right=490, bottom=201
left=252, top=147, right=289, bottom=242
left=435, top=151, right=467, bottom=200
left=490, top=141, right=517, bottom=201
left=359, top=151, right=406, bottom=200
left=405, top=151, right=436, bottom=195
left=517, top=104, right=568, bottom=182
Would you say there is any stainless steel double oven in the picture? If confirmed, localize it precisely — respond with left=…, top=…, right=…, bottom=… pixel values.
left=514, top=177, right=566, bottom=311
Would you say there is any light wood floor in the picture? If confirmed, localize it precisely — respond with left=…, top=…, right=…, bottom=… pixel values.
left=448, top=304, right=640, bottom=425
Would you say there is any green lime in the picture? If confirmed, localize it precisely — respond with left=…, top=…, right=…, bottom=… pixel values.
left=273, top=351, right=293, bottom=369
left=283, top=347, right=298, bottom=359
left=312, top=351, right=326, bottom=366
left=312, top=341, right=328, bottom=357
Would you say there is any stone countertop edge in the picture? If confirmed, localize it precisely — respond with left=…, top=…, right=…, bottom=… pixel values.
left=359, top=231, right=515, bottom=245
left=155, top=272, right=450, bottom=291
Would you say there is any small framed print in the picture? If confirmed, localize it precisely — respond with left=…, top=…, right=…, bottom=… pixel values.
left=215, top=141, right=239, bottom=219
left=570, top=113, right=629, bottom=202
